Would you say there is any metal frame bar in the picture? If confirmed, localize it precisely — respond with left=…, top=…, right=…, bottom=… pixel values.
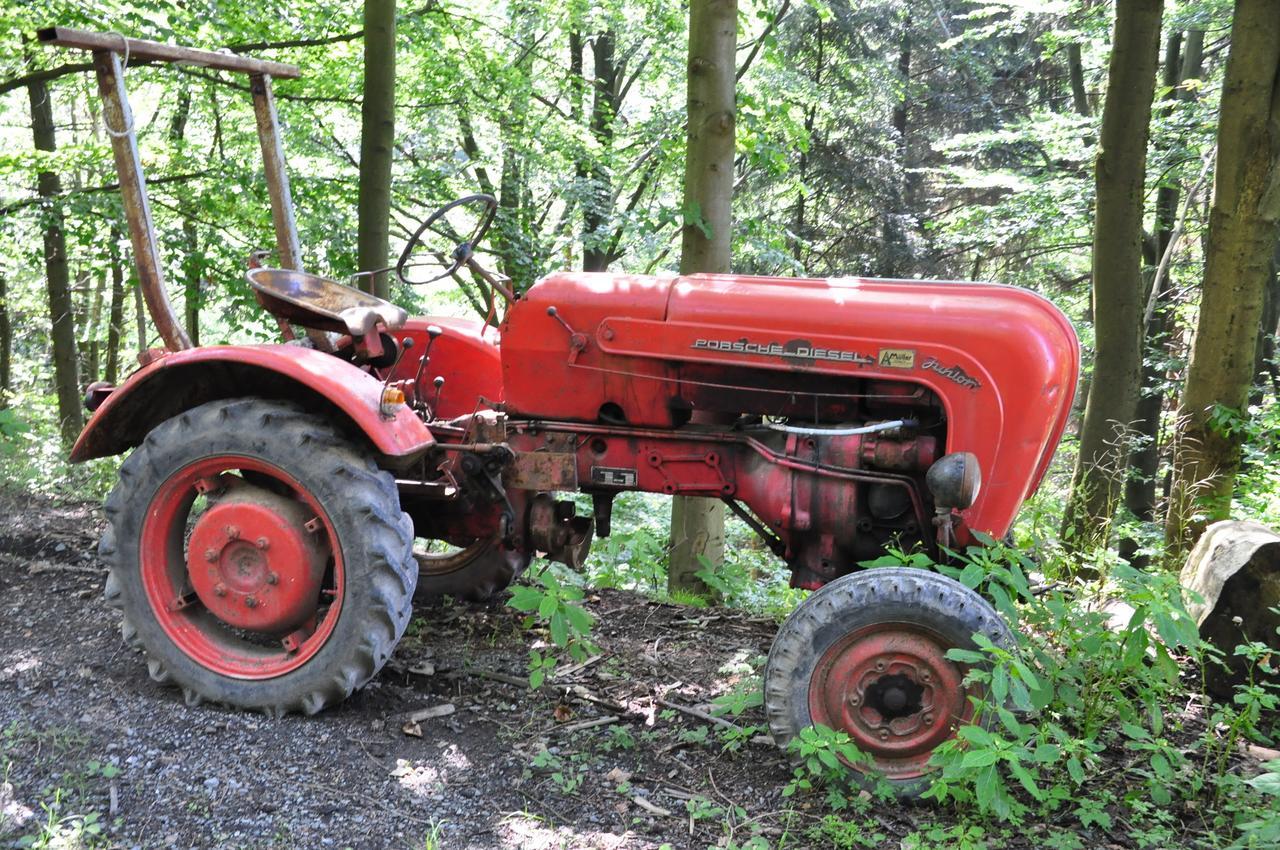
left=38, top=27, right=300, bottom=78
left=91, top=49, right=191, bottom=351
left=41, top=27, right=311, bottom=352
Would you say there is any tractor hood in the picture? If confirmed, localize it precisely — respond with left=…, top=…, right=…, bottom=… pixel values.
left=500, top=272, right=1079, bottom=539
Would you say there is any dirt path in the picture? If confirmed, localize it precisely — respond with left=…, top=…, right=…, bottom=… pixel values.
left=1, top=492, right=941, bottom=849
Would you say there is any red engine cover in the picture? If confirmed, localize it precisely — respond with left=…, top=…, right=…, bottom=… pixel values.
left=501, top=272, right=1079, bottom=541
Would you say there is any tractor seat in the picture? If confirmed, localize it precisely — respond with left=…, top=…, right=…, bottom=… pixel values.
left=246, top=267, right=408, bottom=338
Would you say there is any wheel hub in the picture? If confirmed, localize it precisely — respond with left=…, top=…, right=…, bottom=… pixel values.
left=187, top=484, right=328, bottom=633
left=809, top=625, right=969, bottom=779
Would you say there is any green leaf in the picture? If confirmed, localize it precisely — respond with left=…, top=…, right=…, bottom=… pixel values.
left=958, top=725, right=994, bottom=748
left=958, top=561, right=984, bottom=588
left=508, top=586, right=542, bottom=612
left=961, top=749, right=1001, bottom=768
left=538, top=593, right=559, bottom=619
left=549, top=612, right=568, bottom=647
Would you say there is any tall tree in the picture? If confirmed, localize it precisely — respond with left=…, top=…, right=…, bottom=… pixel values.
left=1121, top=28, right=1205, bottom=564
left=0, top=270, right=10, bottom=405
left=668, top=0, right=736, bottom=594
left=1060, top=0, right=1164, bottom=552
left=357, top=0, right=397, bottom=299
left=27, top=72, right=83, bottom=445
left=104, top=227, right=125, bottom=385
left=1166, top=0, right=1280, bottom=555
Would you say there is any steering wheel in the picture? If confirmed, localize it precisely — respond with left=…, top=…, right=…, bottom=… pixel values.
left=396, top=193, right=498, bottom=286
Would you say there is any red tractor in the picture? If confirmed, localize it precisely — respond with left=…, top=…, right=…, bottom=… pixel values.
left=47, top=28, right=1078, bottom=792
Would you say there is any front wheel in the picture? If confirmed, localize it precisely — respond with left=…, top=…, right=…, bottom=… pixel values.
left=100, top=398, right=417, bottom=715
left=764, top=567, right=1014, bottom=797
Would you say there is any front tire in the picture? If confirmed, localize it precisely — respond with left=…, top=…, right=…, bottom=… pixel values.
left=764, top=567, right=1014, bottom=797
left=100, top=398, right=417, bottom=715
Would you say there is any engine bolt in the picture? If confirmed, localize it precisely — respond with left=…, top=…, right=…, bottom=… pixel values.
left=224, top=525, right=240, bottom=540
left=255, top=536, right=270, bottom=550
left=213, top=584, right=227, bottom=597
left=878, top=730, right=889, bottom=741
left=204, top=548, right=218, bottom=563
left=266, top=572, right=279, bottom=585
left=245, top=596, right=258, bottom=608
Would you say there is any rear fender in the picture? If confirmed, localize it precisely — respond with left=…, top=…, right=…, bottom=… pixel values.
left=71, top=345, right=435, bottom=465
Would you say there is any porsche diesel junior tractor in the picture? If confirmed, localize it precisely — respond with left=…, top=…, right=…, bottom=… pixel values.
left=44, top=28, right=1078, bottom=791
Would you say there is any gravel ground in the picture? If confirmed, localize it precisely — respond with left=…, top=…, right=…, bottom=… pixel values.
left=0, top=492, right=849, bottom=850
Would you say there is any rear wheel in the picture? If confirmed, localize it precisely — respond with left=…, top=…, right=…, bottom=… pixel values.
left=413, top=536, right=529, bottom=601
left=764, top=567, right=1013, bottom=797
left=100, top=398, right=416, bottom=714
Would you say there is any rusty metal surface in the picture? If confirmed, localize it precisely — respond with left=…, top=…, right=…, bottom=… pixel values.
left=38, top=27, right=300, bottom=78
left=93, top=49, right=192, bottom=351
left=245, top=268, right=408, bottom=334
left=248, top=74, right=332, bottom=351
left=504, top=451, right=578, bottom=491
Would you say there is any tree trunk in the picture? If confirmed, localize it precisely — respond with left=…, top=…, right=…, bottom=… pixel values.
left=1066, top=42, right=1091, bottom=117
left=583, top=31, right=619, bottom=273
left=357, top=0, right=397, bottom=299
left=105, top=228, right=125, bottom=385
left=1122, top=30, right=1191, bottom=564
left=0, top=271, right=10, bottom=406
left=27, top=74, right=83, bottom=445
left=83, top=273, right=105, bottom=384
left=668, top=0, right=736, bottom=594
left=169, top=89, right=202, bottom=346
left=1060, top=0, right=1163, bottom=553
left=1167, top=0, right=1280, bottom=555
left=879, top=31, right=912, bottom=276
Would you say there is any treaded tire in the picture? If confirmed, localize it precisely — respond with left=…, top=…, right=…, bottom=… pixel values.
left=764, top=567, right=1014, bottom=798
left=100, top=398, right=417, bottom=715
left=414, top=537, right=530, bottom=602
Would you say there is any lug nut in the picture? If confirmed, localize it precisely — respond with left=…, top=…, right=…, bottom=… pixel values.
left=874, top=661, right=886, bottom=672
left=244, top=596, right=257, bottom=608
left=213, top=584, right=227, bottom=597
left=879, top=730, right=890, bottom=741
left=848, top=694, right=860, bottom=706
left=224, top=525, right=240, bottom=540
left=923, top=713, right=934, bottom=724
left=266, top=572, right=279, bottom=585
left=255, top=536, right=270, bottom=550
left=920, top=671, right=931, bottom=683
left=204, top=548, right=218, bottom=563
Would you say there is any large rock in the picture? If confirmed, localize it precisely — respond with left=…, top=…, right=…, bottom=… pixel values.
left=1181, top=520, right=1280, bottom=698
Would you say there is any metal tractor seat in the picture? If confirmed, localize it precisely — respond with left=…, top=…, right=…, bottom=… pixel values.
left=246, top=267, right=408, bottom=338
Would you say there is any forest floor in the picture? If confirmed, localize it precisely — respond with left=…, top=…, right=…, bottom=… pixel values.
left=0, top=491, right=1219, bottom=850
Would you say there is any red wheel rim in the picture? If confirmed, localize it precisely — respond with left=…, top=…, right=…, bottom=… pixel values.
left=808, top=623, right=973, bottom=780
left=139, top=455, right=344, bottom=679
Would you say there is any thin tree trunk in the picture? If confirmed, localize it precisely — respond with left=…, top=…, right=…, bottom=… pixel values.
left=1121, top=31, right=1188, bottom=564
left=1066, top=42, right=1091, bottom=117
left=1166, top=0, right=1280, bottom=556
left=83, top=272, right=105, bottom=384
left=168, top=89, right=201, bottom=346
left=357, top=0, right=397, bottom=299
left=105, top=227, right=124, bottom=384
left=135, top=283, right=146, bottom=353
left=0, top=271, right=10, bottom=406
left=583, top=31, right=618, bottom=273
left=27, top=73, right=83, bottom=444
left=669, top=0, right=736, bottom=594
left=880, top=31, right=912, bottom=276
left=1061, top=0, right=1163, bottom=554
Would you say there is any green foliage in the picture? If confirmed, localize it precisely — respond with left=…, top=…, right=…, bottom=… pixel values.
left=508, top=562, right=598, bottom=688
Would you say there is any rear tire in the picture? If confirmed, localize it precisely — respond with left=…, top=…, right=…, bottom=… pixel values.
left=414, top=536, right=529, bottom=602
left=764, top=567, right=1013, bottom=797
left=100, top=398, right=417, bottom=715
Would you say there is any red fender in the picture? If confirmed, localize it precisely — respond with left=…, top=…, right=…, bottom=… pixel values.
left=71, top=345, right=435, bottom=463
